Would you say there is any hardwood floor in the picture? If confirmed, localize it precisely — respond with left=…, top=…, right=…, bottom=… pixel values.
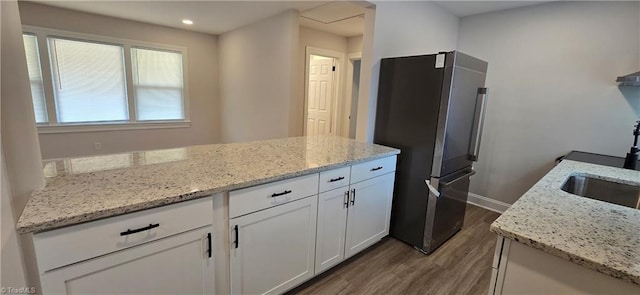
left=288, top=205, right=501, bottom=295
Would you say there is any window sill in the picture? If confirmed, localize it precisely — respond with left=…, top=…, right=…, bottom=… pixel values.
left=37, top=121, right=192, bottom=134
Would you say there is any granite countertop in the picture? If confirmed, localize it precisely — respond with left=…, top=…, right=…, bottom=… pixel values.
left=491, top=160, right=640, bottom=286
left=17, top=136, right=399, bottom=234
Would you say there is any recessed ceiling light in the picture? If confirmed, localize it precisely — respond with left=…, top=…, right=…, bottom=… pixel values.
left=182, top=19, right=193, bottom=25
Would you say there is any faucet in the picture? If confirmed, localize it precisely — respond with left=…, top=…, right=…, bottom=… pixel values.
left=623, top=120, right=640, bottom=170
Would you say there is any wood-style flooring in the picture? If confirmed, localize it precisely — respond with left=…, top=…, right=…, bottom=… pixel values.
left=289, top=205, right=501, bottom=295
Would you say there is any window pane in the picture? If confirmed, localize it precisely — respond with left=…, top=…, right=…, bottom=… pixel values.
left=132, top=48, right=184, bottom=121
left=48, top=38, right=128, bottom=123
left=22, top=34, right=48, bottom=123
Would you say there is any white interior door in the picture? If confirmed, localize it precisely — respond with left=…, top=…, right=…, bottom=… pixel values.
left=307, top=56, right=335, bottom=136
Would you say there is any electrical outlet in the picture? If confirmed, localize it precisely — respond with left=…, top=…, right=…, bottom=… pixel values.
left=94, top=142, right=102, bottom=151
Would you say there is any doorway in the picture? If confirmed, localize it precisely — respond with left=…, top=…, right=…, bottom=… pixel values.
left=304, top=47, right=344, bottom=136
left=345, top=54, right=362, bottom=139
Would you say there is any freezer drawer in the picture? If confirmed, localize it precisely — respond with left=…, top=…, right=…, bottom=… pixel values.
left=424, top=169, right=474, bottom=253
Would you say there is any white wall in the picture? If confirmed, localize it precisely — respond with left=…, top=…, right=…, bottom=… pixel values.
left=219, top=10, right=299, bottom=143
left=1, top=148, right=28, bottom=289
left=356, top=1, right=460, bottom=141
left=18, top=2, right=220, bottom=159
left=347, top=35, right=363, bottom=54
left=295, top=26, right=348, bottom=136
left=458, top=1, right=640, bottom=204
left=1, top=0, right=45, bottom=214
left=299, top=26, right=347, bottom=53
left=0, top=0, right=40, bottom=288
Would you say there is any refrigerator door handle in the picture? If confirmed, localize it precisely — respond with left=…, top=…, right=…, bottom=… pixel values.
left=425, top=179, right=441, bottom=198
left=440, top=170, right=476, bottom=187
left=469, top=87, right=489, bottom=161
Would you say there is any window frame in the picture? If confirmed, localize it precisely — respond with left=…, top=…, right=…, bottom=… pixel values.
left=22, top=26, right=191, bottom=134
left=22, top=33, right=49, bottom=123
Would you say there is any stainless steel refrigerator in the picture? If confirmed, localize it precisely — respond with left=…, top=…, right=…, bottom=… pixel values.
left=374, top=51, right=488, bottom=254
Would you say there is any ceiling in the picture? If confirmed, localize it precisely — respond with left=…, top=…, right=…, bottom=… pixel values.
left=27, top=1, right=553, bottom=36
left=299, top=1, right=367, bottom=37
left=434, top=1, right=552, bottom=17
left=28, top=0, right=330, bottom=35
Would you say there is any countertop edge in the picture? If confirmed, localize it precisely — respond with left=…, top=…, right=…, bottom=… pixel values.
left=17, top=150, right=400, bottom=234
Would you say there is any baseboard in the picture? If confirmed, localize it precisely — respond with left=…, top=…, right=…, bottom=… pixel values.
left=467, top=192, right=510, bottom=214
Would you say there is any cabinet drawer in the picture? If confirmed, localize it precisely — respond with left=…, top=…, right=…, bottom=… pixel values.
left=319, top=167, right=351, bottom=193
left=34, top=196, right=213, bottom=273
left=229, top=174, right=319, bottom=218
left=40, top=227, right=214, bottom=295
left=350, top=156, right=397, bottom=184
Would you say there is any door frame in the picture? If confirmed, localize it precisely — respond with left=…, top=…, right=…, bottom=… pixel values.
left=304, top=46, right=345, bottom=136
left=343, top=52, right=362, bottom=137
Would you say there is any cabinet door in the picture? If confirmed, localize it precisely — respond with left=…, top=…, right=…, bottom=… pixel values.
left=230, top=196, right=318, bottom=295
left=315, top=188, right=349, bottom=273
left=40, top=227, right=214, bottom=295
left=345, top=173, right=395, bottom=259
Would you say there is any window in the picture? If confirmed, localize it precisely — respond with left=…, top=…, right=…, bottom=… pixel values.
left=48, top=38, right=128, bottom=123
left=22, top=34, right=47, bottom=123
left=22, top=27, right=189, bottom=132
left=132, top=48, right=185, bottom=121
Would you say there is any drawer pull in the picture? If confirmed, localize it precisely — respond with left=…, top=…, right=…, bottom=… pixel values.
left=371, top=166, right=383, bottom=171
left=271, top=190, right=292, bottom=197
left=329, top=176, right=345, bottom=182
left=120, top=223, right=159, bottom=236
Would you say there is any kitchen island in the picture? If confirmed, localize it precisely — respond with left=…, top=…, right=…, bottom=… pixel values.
left=489, top=159, right=640, bottom=294
left=17, top=136, right=398, bottom=233
left=17, top=136, right=400, bottom=294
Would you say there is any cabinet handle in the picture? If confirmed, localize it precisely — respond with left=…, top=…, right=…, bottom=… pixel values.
left=344, top=190, right=350, bottom=208
left=329, top=176, right=345, bottom=182
left=371, top=166, right=383, bottom=171
left=120, top=223, right=159, bottom=236
left=206, top=232, right=212, bottom=258
left=233, top=224, right=240, bottom=249
left=271, top=190, right=292, bottom=197
left=233, top=225, right=239, bottom=249
left=350, top=188, right=356, bottom=206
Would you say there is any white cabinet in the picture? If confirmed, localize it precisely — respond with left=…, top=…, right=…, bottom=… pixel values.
left=229, top=174, right=319, bottom=218
left=344, top=173, right=395, bottom=258
left=350, top=156, right=397, bottom=183
left=230, top=196, right=318, bottom=295
left=34, top=197, right=215, bottom=295
left=315, top=157, right=396, bottom=273
left=40, top=226, right=214, bottom=294
left=490, top=237, right=640, bottom=295
left=319, top=167, right=351, bottom=193
left=315, top=188, right=349, bottom=273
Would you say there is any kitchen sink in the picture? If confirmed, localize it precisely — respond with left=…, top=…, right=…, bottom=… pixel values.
left=561, top=175, right=640, bottom=209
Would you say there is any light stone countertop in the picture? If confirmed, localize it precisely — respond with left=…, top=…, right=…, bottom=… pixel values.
left=17, top=136, right=399, bottom=234
left=491, top=160, right=640, bottom=286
